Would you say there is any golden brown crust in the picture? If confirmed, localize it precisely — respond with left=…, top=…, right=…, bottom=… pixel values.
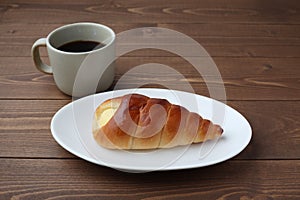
left=158, top=105, right=189, bottom=148
left=93, top=94, right=149, bottom=149
left=93, top=94, right=223, bottom=149
left=181, top=112, right=201, bottom=145
left=92, top=97, right=123, bottom=149
left=132, top=98, right=171, bottom=149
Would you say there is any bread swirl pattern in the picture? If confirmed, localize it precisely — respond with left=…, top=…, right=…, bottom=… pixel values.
left=92, top=94, right=223, bottom=149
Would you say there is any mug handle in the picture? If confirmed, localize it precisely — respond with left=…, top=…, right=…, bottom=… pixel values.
left=31, top=38, right=53, bottom=74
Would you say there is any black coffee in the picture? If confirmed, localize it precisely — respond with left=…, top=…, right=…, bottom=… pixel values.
left=57, top=40, right=105, bottom=53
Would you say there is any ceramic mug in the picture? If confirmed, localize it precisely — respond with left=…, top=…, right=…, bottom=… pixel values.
left=31, top=22, right=115, bottom=96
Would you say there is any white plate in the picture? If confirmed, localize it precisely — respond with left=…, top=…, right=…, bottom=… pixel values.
left=51, top=88, right=251, bottom=172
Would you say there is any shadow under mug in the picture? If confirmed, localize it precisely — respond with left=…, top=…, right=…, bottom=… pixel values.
left=31, top=22, right=115, bottom=97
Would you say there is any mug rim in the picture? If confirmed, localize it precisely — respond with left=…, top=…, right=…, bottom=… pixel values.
left=46, top=22, right=115, bottom=55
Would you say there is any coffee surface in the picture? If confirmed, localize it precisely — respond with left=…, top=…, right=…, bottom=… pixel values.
left=57, top=40, right=105, bottom=53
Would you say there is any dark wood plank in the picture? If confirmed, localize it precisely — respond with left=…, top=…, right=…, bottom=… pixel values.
left=113, top=57, right=300, bottom=101
left=0, top=57, right=299, bottom=100
left=0, top=131, right=74, bottom=158
left=1, top=23, right=299, bottom=58
left=3, top=57, right=299, bottom=76
left=159, top=23, right=300, bottom=38
left=1, top=0, right=299, bottom=24
left=0, top=159, right=299, bottom=199
left=2, top=44, right=300, bottom=58
left=228, top=101, right=300, bottom=159
left=0, top=100, right=299, bottom=159
left=2, top=23, right=300, bottom=38
left=0, top=72, right=68, bottom=99
left=0, top=100, right=73, bottom=158
left=1, top=23, right=300, bottom=58
left=1, top=23, right=300, bottom=46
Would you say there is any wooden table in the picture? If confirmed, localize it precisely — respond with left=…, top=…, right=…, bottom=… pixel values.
left=1, top=0, right=299, bottom=199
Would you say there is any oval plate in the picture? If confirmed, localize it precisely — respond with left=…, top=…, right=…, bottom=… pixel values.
left=51, top=88, right=252, bottom=172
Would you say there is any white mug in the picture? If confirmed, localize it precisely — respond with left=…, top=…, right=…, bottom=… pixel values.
left=31, top=22, right=115, bottom=96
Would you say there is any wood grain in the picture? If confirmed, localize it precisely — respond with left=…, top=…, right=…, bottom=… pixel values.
left=0, top=100, right=299, bottom=159
left=0, top=0, right=299, bottom=199
left=1, top=23, right=300, bottom=38
left=0, top=57, right=299, bottom=100
left=1, top=23, right=300, bottom=47
left=0, top=159, right=299, bottom=199
left=0, top=100, right=73, bottom=158
left=2, top=44, right=300, bottom=58
left=0, top=0, right=299, bottom=24
left=1, top=22, right=299, bottom=58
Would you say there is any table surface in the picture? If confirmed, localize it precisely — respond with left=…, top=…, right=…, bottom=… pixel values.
left=0, top=0, right=299, bottom=199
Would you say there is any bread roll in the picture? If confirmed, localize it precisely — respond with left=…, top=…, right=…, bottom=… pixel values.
left=92, top=94, right=223, bottom=149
